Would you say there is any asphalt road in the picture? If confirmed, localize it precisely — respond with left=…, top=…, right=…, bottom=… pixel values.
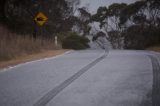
left=0, top=50, right=159, bottom=106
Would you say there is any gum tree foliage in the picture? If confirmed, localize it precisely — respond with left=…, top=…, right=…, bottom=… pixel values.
left=72, top=7, right=91, bottom=36
left=2, top=0, right=35, bottom=34
left=0, top=0, right=7, bottom=22
left=121, top=0, right=160, bottom=49
left=0, top=0, right=75, bottom=37
left=91, top=3, right=127, bottom=49
left=90, top=0, right=160, bottom=49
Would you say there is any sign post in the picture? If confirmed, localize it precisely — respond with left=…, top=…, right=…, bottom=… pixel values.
left=34, top=12, right=48, bottom=26
left=33, top=12, right=48, bottom=38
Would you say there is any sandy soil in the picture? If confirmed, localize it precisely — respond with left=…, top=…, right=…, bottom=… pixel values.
left=0, top=49, right=69, bottom=70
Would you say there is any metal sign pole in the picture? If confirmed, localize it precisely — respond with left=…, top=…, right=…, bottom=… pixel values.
left=33, top=20, right=37, bottom=39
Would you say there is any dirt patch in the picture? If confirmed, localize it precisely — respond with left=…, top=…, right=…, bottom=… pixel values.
left=0, top=49, right=69, bottom=70
left=147, top=46, right=160, bottom=52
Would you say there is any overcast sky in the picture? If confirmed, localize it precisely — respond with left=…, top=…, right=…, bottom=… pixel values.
left=79, top=0, right=138, bottom=13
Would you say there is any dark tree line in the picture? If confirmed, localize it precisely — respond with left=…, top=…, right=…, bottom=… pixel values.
left=121, top=0, right=160, bottom=49
left=0, top=0, right=79, bottom=37
left=0, top=0, right=91, bottom=50
left=1, top=0, right=160, bottom=50
left=90, top=0, right=160, bottom=49
left=72, top=0, right=160, bottom=49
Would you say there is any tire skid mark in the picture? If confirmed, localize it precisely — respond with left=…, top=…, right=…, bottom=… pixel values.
left=148, top=55, right=160, bottom=106
left=33, top=51, right=108, bottom=106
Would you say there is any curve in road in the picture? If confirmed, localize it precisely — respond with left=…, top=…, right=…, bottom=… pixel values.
left=34, top=51, right=108, bottom=106
left=148, top=55, right=160, bottom=106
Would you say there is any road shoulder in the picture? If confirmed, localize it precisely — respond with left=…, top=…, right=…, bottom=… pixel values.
left=0, top=49, right=69, bottom=70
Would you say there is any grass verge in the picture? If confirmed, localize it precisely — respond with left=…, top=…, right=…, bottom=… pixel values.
left=0, top=25, right=68, bottom=70
left=0, top=50, right=69, bottom=70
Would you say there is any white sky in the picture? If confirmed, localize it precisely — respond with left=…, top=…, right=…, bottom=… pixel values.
left=79, top=0, right=139, bottom=13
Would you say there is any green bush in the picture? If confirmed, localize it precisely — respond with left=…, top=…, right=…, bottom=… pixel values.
left=124, top=25, right=160, bottom=49
left=61, top=33, right=89, bottom=50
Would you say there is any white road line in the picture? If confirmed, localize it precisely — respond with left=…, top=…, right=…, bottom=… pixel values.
left=0, top=50, right=73, bottom=73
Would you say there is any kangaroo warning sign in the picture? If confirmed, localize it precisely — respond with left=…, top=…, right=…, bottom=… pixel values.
left=34, top=12, right=48, bottom=26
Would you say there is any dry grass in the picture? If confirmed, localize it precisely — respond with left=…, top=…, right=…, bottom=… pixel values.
left=0, top=25, right=61, bottom=62
left=0, top=49, right=69, bottom=70
left=147, top=46, right=160, bottom=52
left=0, top=26, right=69, bottom=70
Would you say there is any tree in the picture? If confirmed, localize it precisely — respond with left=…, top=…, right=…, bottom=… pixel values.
left=108, top=31, right=123, bottom=49
left=90, top=0, right=160, bottom=49
left=0, top=0, right=7, bottom=23
left=72, top=7, right=91, bottom=36
left=121, top=0, right=160, bottom=49
left=91, top=3, right=128, bottom=49
left=1, top=0, right=74, bottom=37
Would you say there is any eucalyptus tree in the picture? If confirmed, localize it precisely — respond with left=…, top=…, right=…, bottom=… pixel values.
left=121, top=0, right=160, bottom=49
left=0, top=0, right=7, bottom=23
left=72, top=7, right=91, bottom=36
left=1, top=0, right=75, bottom=37
left=91, top=3, right=127, bottom=49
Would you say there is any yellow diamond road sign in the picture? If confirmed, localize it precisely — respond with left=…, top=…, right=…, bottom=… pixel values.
left=34, top=12, right=48, bottom=26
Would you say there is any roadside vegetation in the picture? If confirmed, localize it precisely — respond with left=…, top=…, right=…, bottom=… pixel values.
left=57, top=32, right=89, bottom=50
left=90, top=0, right=160, bottom=49
left=0, top=0, right=160, bottom=63
left=0, top=0, right=89, bottom=62
left=147, top=46, right=160, bottom=52
left=0, top=26, right=58, bottom=61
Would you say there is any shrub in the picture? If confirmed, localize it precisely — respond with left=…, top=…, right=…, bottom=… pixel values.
left=124, top=25, right=160, bottom=49
left=61, top=33, right=89, bottom=50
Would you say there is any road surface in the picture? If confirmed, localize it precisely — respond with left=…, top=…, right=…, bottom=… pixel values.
left=0, top=50, right=159, bottom=106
